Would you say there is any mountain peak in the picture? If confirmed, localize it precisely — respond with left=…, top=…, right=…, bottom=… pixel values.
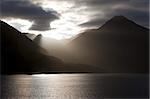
left=111, top=15, right=128, bottom=20
left=105, top=15, right=132, bottom=25
left=98, top=15, right=144, bottom=31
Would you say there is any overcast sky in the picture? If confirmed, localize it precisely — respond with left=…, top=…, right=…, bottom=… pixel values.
left=1, top=0, right=149, bottom=39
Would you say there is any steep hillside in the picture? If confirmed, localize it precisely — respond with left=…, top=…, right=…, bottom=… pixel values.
left=69, top=16, right=149, bottom=73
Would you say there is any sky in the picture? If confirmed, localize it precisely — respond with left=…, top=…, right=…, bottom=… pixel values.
left=1, top=0, right=149, bottom=40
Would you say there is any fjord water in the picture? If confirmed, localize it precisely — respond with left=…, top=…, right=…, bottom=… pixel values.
left=1, top=74, right=149, bottom=99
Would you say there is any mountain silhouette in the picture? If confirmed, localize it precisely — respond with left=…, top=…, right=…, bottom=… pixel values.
left=1, top=15, right=148, bottom=74
left=1, top=20, right=63, bottom=74
left=69, top=16, right=149, bottom=73
left=1, top=20, right=104, bottom=74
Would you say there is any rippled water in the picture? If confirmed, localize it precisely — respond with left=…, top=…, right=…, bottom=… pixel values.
left=1, top=74, right=149, bottom=99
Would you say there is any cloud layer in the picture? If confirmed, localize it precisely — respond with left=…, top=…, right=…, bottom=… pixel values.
left=73, top=0, right=149, bottom=28
left=0, top=0, right=149, bottom=39
left=1, top=0, right=59, bottom=31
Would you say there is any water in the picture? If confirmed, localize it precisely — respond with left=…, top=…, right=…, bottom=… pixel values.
left=1, top=74, right=149, bottom=99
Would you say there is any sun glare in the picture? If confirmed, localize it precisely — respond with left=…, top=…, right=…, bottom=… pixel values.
left=2, top=0, right=89, bottom=40
left=30, top=0, right=89, bottom=40
left=32, top=74, right=59, bottom=78
left=2, top=18, right=33, bottom=32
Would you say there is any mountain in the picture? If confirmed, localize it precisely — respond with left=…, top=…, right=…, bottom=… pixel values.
left=23, top=33, right=37, bottom=40
left=69, top=16, right=149, bottom=73
left=1, top=20, right=63, bottom=74
left=30, top=34, right=105, bottom=73
left=1, top=20, right=104, bottom=74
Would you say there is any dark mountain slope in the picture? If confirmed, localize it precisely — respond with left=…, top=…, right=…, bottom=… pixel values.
left=1, top=20, right=104, bottom=74
left=69, top=16, right=149, bottom=73
left=1, top=20, right=63, bottom=74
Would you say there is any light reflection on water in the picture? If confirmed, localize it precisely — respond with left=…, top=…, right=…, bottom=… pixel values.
left=1, top=74, right=149, bottom=99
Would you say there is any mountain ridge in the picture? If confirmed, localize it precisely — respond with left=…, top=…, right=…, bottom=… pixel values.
left=1, top=15, right=148, bottom=74
left=99, top=16, right=149, bottom=30
left=1, top=20, right=104, bottom=74
left=68, top=16, right=149, bottom=73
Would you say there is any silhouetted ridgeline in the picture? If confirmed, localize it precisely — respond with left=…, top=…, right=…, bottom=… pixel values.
left=1, top=16, right=149, bottom=74
left=69, top=16, right=149, bottom=73
left=1, top=20, right=103, bottom=74
left=1, top=20, right=63, bottom=74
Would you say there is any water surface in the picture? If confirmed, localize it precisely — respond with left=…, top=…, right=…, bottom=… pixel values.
left=1, top=74, right=149, bottom=99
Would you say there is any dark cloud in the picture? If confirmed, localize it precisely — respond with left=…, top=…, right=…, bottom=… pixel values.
left=76, top=0, right=129, bottom=6
left=79, top=18, right=107, bottom=28
left=111, top=8, right=149, bottom=28
left=0, top=0, right=59, bottom=31
left=0, top=0, right=149, bottom=31
left=78, top=0, right=149, bottom=28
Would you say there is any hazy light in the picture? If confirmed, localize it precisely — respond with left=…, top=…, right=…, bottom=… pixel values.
left=37, top=0, right=89, bottom=40
left=2, top=18, right=33, bottom=32
left=2, top=0, right=89, bottom=40
left=32, top=74, right=59, bottom=77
